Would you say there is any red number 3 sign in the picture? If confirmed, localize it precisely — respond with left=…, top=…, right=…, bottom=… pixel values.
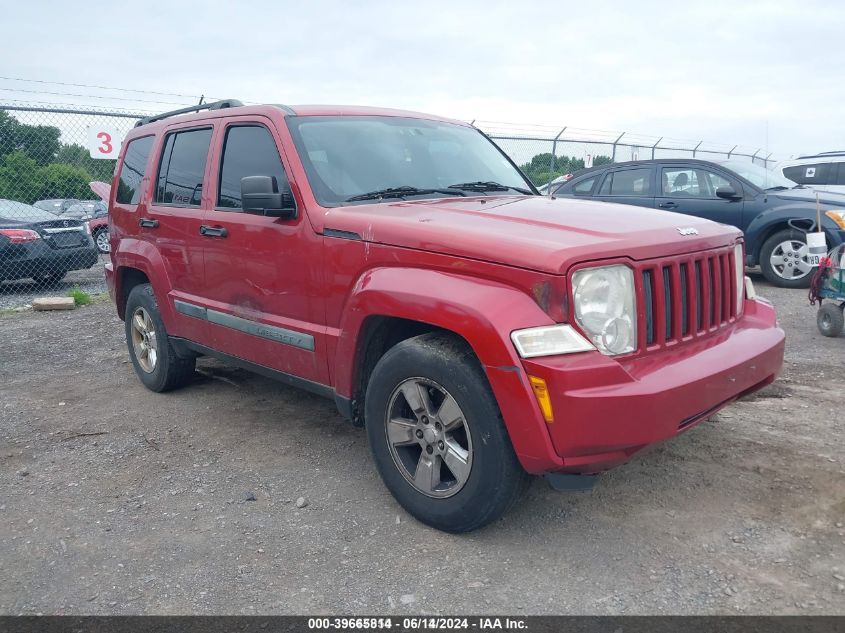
left=87, top=127, right=122, bottom=159
left=96, top=132, right=113, bottom=154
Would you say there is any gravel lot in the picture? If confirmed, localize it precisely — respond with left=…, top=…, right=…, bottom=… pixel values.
left=1, top=273, right=843, bottom=615
left=0, top=255, right=108, bottom=311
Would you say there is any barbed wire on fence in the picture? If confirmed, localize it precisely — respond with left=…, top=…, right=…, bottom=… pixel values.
left=471, top=120, right=779, bottom=186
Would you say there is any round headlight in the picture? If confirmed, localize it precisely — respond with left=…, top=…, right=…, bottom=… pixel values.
left=572, top=265, right=637, bottom=355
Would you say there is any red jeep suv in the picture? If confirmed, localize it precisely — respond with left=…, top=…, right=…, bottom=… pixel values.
left=103, top=99, right=785, bottom=532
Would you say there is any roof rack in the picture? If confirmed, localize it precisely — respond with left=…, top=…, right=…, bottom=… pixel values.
left=796, top=150, right=845, bottom=159
left=134, top=99, right=244, bottom=127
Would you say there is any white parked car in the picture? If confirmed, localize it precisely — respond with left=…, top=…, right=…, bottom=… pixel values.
left=774, top=152, right=845, bottom=194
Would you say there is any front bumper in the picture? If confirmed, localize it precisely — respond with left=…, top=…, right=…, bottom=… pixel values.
left=0, top=239, right=98, bottom=281
left=516, top=297, right=784, bottom=474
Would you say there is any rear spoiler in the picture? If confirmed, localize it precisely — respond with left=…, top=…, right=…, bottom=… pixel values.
left=89, top=181, right=111, bottom=202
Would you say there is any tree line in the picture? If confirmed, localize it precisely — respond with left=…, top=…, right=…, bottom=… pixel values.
left=518, top=152, right=612, bottom=186
left=0, top=111, right=116, bottom=204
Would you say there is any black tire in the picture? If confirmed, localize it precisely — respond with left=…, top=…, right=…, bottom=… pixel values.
left=759, top=229, right=814, bottom=288
left=93, top=227, right=110, bottom=254
left=125, top=283, right=195, bottom=392
left=365, top=332, right=530, bottom=533
left=37, top=270, right=66, bottom=286
left=817, top=303, right=844, bottom=338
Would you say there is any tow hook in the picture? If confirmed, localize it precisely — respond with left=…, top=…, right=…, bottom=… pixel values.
left=543, top=472, right=599, bottom=492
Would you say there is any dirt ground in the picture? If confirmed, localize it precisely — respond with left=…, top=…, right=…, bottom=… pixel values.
left=1, top=273, right=843, bottom=615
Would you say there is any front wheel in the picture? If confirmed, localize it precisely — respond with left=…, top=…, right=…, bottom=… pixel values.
left=365, top=333, right=530, bottom=533
left=759, top=229, right=815, bottom=288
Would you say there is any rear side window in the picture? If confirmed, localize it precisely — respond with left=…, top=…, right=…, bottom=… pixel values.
left=155, top=128, right=213, bottom=206
left=218, top=125, right=289, bottom=209
left=572, top=176, right=597, bottom=196
left=116, top=136, right=154, bottom=204
left=782, top=163, right=832, bottom=185
left=598, top=168, right=652, bottom=196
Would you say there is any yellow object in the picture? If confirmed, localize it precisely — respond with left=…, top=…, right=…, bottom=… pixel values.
left=528, top=376, right=554, bottom=423
left=825, top=210, right=845, bottom=229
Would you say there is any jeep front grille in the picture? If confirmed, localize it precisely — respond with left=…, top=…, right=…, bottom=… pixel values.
left=639, top=246, right=739, bottom=350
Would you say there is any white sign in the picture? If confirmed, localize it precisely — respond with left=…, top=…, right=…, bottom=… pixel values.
left=86, top=126, right=123, bottom=159
left=585, top=153, right=593, bottom=168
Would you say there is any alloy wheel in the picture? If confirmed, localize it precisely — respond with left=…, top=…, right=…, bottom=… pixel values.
left=130, top=307, right=158, bottom=373
left=385, top=377, right=473, bottom=498
left=95, top=229, right=110, bottom=253
left=769, top=239, right=813, bottom=280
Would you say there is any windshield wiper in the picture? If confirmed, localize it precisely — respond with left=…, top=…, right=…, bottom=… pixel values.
left=764, top=185, right=791, bottom=191
left=447, top=181, right=533, bottom=195
left=345, top=186, right=466, bottom=202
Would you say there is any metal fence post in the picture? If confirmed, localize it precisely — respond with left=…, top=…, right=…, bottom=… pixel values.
left=612, top=133, right=625, bottom=162
left=651, top=137, right=663, bottom=160
left=550, top=127, right=566, bottom=172
left=727, top=145, right=738, bottom=160
left=692, top=141, right=702, bottom=158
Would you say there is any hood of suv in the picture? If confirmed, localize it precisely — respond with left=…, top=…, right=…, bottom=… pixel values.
left=322, top=196, right=741, bottom=274
left=767, top=186, right=845, bottom=208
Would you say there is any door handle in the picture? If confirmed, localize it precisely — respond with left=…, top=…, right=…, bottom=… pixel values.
left=139, top=218, right=159, bottom=228
left=200, top=225, right=228, bottom=238
left=658, top=202, right=678, bottom=209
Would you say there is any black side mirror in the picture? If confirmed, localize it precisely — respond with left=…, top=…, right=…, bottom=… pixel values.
left=241, top=175, right=297, bottom=219
left=716, top=185, right=741, bottom=200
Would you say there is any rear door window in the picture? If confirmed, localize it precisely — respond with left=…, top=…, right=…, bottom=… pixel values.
left=598, top=168, right=653, bottom=196
left=154, top=128, right=213, bottom=206
left=782, top=163, right=832, bottom=185
left=116, top=136, right=154, bottom=204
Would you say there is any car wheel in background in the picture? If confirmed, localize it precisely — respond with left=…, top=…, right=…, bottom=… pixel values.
left=124, top=283, right=196, bottom=392
left=759, top=229, right=815, bottom=288
left=93, top=228, right=110, bottom=254
left=364, top=332, right=530, bottom=533
left=37, top=270, right=66, bottom=286
left=817, top=303, right=844, bottom=337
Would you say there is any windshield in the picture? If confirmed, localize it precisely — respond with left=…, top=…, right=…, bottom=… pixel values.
left=717, top=160, right=796, bottom=190
left=0, top=199, right=61, bottom=222
left=286, top=116, right=533, bottom=206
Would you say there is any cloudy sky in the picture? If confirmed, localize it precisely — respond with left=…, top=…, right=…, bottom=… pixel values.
left=3, top=0, right=844, bottom=158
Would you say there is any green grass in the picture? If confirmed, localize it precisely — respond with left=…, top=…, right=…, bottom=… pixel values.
left=67, top=286, right=92, bottom=306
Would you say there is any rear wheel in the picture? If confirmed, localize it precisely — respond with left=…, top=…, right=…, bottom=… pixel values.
left=759, top=229, right=814, bottom=288
left=365, top=333, right=530, bottom=533
left=817, top=303, right=844, bottom=338
left=93, top=227, right=110, bottom=254
left=36, top=270, right=66, bottom=286
left=125, top=283, right=195, bottom=392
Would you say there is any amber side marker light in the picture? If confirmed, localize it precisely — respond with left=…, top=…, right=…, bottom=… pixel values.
left=528, top=376, right=554, bottom=423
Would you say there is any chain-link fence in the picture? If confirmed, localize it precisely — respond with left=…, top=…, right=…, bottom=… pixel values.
left=0, top=104, right=146, bottom=308
left=0, top=102, right=784, bottom=308
left=476, top=122, right=780, bottom=188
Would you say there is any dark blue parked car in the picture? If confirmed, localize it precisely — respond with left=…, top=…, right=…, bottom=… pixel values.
left=550, top=159, right=845, bottom=288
